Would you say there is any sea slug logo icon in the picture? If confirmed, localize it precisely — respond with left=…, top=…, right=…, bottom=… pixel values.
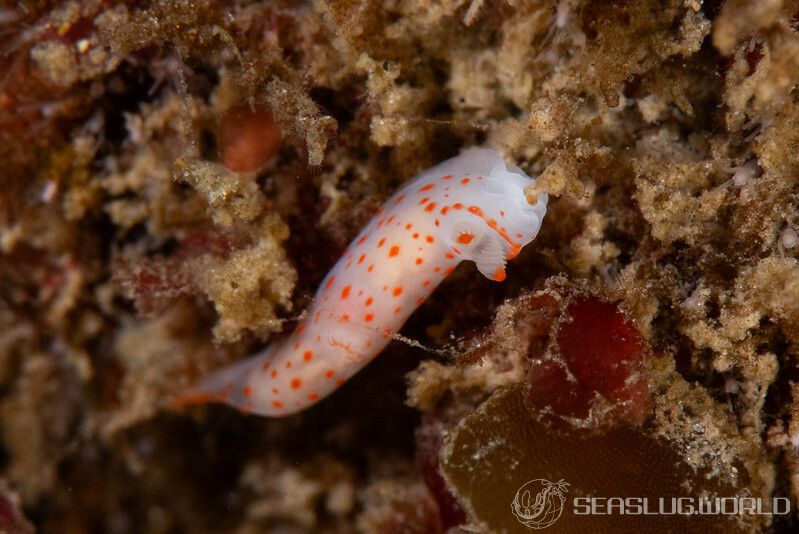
left=511, top=479, right=570, bottom=529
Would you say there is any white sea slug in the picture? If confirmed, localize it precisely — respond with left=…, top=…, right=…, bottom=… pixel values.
left=173, top=148, right=548, bottom=416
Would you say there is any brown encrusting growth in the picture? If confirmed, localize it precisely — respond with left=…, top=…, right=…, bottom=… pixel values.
left=1, top=0, right=799, bottom=531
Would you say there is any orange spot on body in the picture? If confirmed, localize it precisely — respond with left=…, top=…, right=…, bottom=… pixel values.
left=325, top=276, right=335, bottom=289
left=406, top=223, right=413, bottom=229
left=365, top=297, right=373, bottom=306
left=416, top=257, right=424, bottom=265
left=356, top=235, right=367, bottom=245
left=394, top=306, right=402, bottom=313
left=440, top=206, right=450, bottom=215
left=340, top=285, right=351, bottom=299
left=272, top=400, right=284, bottom=408
left=341, top=314, right=349, bottom=321
left=424, top=202, right=437, bottom=212
left=461, top=177, right=470, bottom=185
left=304, top=350, right=313, bottom=361
left=443, top=174, right=453, bottom=180
left=416, top=297, right=425, bottom=305
left=364, top=313, right=374, bottom=322
left=392, top=286, right=403, bottom=297
left=507, top=243, right=522, bottom=259
left=291, top=378, right=302, bottom=389
left=389, top=245, right=400, bottom=257
left=326, top=369, right=335, bottom=378
left=434, top=267, right=441, bottom=273
left=444, top=266, right=454, bottom=274
left=308, top=393, right=319, bottom=400
left=435, top=219, right=440, bottom=226
left=378, top=237, right=386, bottom=247
left=295, top=323, right=306, bottom=336
left=457, top=233, right=474, bottom=244
left=386, top=215, right=395, bottom=224
left=243, top=386, right=253, bottom=396
left=468, top=205, right=484, bottom=216
left=453, top=203, right=463, bottom=210
left=419, top=183, right=435, bottom=192
left=262, top=361, right=271, bottom=370
left=423, top=279, right=431, bottom=286
left=293, top=342, right=300, bottom=350
left=492, top=267, right=507, bottom=281
left=335, top=378, right=345, bottom=386
left=413, top=232, right=420, bottom=239
left=286, top=361, right=292, bottom=369
left=419, top=197, right=430, bottom=205
left=358, top=253, right=366, bottom=264
left=426, top=235, right=434, bottom=244
left=395, top=194, right=406, bottom=204
left=271, top=370, right=278, bottom=378
left=368, top=264, right=375, bottom=272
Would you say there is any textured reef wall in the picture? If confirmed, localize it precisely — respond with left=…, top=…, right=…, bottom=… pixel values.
left=2, top=0, right=799, bottom=532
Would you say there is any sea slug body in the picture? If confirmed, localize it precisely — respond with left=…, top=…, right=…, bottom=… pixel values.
left=173, top=148, right=548, bottom=416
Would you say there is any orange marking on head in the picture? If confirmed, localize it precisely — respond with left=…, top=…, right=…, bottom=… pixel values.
left=461, top=177, right=470, bottom=185
left=378, top=237, right=386, bottom=247
left=444, top=266, right=454, bottom=274
left=340, top=285, right=351, bottom=299
left=426, top=235, right=434, bottom=244
left=358, top=253, right=366, bottom=264
left=368, top=264, right=374, bottom=272
left=243, top=386, right=253, bottom=396
left=325, top=276, right=335, bottom=289
left=468, top=205, right=484, bottom=216
left=389, top=245, right=400, bottom=257
left=272, top=400, right=284, bottom=408
left=440, top=206, right=450, bottom=215
left=419, top=197, right=430, bottom=205
left=308, top=393, right=319, bottom=400
left=443, top=174, right=453, bottom=180
left=424, top=202, right=437, bottom=212
left=492, top=267, right=507, bottom=281
left=364, top=313, right=374, bottom=322
left=416, top=257, right=423, bottom=265
left=365, top=297, right=373, bottom=306
left=457, top=233, right=474, bottom=244
left=326, top=369, right=335, bottom=378
left=304, top=350, right=313, bottom=361
left=423, top=279, right=431, bottom=287
left=419, top=183, right=435, bottom=192
left=392, top=286, right=403, bottom=297
left=453, top=203, right=463, bottom=210
left=291, top=378, right=302, bottom=389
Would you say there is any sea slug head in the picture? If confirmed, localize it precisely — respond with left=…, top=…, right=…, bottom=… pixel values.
left=445, top=148, right=548, bottom=279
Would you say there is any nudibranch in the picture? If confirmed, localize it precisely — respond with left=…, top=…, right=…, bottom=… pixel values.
left=173, top=148, right=548, bottom=416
